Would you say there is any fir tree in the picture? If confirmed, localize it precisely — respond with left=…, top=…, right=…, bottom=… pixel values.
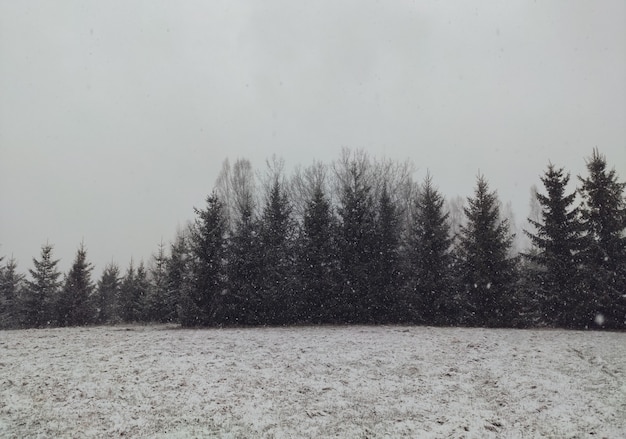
left=135, top=261, right=149, bottom=321
left=24, top=244, right=62, bottom=327
left=296, top=184, right=340, bottom=323
left=457, top=175, right=516, bottom=327
left=182, top=193, right=228, bottom=326
left=406, top=174, right=454, bottom=325
left=578, top=149, right=626, bottom=328
left=224, top=195, right=262, bottom=325
left=336, top=158, right=377, bottom=323
left=164, top=231, right=189, bottom=324
left=95, top=262, right=121, bottom=324
left=146, top=240, right=169, bottom=322
left=0, top=257, right=24, bottom=329
left=57, top=243, right=95, bottom=326
left=258, top=179, right=296, bottom=325
left=524, top=164, right=584, bottom=327
left=119, top=260, right=147, bottom=323
left=370, top=184, right=401, bottom=323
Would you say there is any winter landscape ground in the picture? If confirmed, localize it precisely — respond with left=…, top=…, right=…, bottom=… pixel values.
left=0, top=325, right=624, bottom=438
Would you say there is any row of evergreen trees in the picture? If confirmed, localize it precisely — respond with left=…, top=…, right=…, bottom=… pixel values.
left=1, top=149, right=624, bottom=330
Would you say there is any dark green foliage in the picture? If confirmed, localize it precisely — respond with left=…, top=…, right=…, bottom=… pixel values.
left=181, top=193, right=228, bottom=326
left=336, top=160, right=377, bottom=323
left=164, top=232, right=189, bottom=324
left=457, top=176, right=516, bottom=327
left=9, top=150, right=624, bottom=330
left=578, top=149, right=626, bottom=329
left=118, top=260, right=148, bottom=323
left=57, top=243, right=95, bottom=326
left=0, top=258, right=24, bottom=329
left=145, top=241, right=171, bottom=323
left=370, top=185, right=402, bottom=323
left=524, top=164, right=585, bottom=327
left=24, top=244, right=62, bottom=327
left=134, top=262, right=150, bottom=321
left=95, top=262, right=121, bottom=324
left=405, top=174, right=454, bottom=325
left=224, top=197, right=263, bottom=325
left=295, top=185, right=340, bottom=323
left=257, top=180, right=296, bottom=325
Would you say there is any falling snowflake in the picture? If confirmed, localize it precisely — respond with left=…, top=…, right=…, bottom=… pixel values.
left=594, top=313, right=605, bottom=326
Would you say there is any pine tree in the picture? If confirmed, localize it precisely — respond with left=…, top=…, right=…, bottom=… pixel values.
left=224, top=195, right=263, bottom=325
left=164, top=231, right=189, bottom=324
left=95, top=262, right=121, bottom=324
left=406, top=174, right=454, bottom=325
left=135, top=261, right=149, bottom=321
left=336, top=157, right=377, bottom=323
left=370, top=184, right=401, bottom=323
left=57, top=243, right=95, bottom=326
left=0, top=257, right=24, bottom=329
left=24, top=244, right=62, bottom=327
left=524, top=164, right=584, bottom=327
left=182, top=193, right=228, bottom=326
left=456, top=175, right=516, bottom=327
left=296, top=184, right=340, bottom=323
left=258, top=179, right=296, bottom=324
left=146, top=240, right=169, bottom=322
left=119, top=260, right=146, bottom=323
left=578, top=149, right=626, bottom=328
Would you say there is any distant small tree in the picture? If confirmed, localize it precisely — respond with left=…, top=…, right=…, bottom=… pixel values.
left=0, top=257, right=24, bottom=329
left=146, top=240, right=169, bottom=322
left=524, top=164, right=584, bottom=327
left=456, top=175, right=516, bottom=327
left=57, top=243, right=95, bottom=326
left=95, top=262, right=121, bottom=324
left=578, top=149, right=626, bottom=328
left=24, top=244, right=62, bottom=327
left=119, top=260, right=147, bottom=323
left=164, top=230, right=189, bottom=324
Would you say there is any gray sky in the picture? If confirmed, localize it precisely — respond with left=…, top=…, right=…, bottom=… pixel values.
left=1, top=0, right=625, bottom=274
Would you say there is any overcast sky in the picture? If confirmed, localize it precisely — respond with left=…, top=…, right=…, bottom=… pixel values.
left=1, top=0, right=625, bottom=274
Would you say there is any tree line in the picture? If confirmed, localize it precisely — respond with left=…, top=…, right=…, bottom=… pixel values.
left=1, top=148, right=624, bottom=330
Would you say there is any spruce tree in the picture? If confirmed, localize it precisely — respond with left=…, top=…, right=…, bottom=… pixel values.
left=258, top=179, right=296, bottom=324
left=296, top=184, right=340, bottom=323
left=578, top=149, right=626, bottom=328
left=406, top=174, right=453, bottom=325
left=524, top=164, right=584, bottom=327
left=134, top=261, right=149, bottom=321
left=336, top=159, right=377, bottom=323
left=457, top=175, right=515, bottom=327
left=119, top=260, right=146, bottom=323
left=182, top=193, right=228, bottom=326
left=146, top=240, right=169, bottom=322
left=370, top=184, right=401, bottom=323
left=0, top=258, right=24, bottom=329
left=95, top=262, right=121, bottom=324
left=24, top=244, right=62, bottom=327
left=58, top=243, right=95, bottom=326
left=164, top=231, right=189, bottom=324
left=224, top=195, right=262, bottom=325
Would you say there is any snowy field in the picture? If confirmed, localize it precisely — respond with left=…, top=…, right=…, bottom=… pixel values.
left=1, top=325, right=625, bottom=438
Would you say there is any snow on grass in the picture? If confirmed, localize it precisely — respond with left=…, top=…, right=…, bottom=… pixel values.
left=1, top=325, right=625, bottom=438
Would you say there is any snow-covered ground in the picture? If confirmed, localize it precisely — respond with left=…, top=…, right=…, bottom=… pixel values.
left=1, top=325, right=624, bottom=438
